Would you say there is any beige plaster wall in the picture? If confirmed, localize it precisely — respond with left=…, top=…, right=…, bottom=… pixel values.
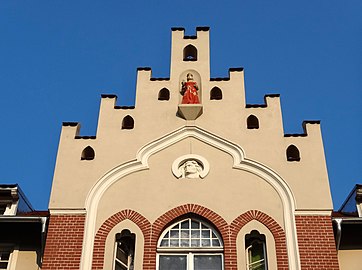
left=49, top=27, right=333, bottom=215
left=338, top=250, right=362, bottom=270
left=96, top=138, right=284, bottom=228
left=13, top=249, right=40, bottom=270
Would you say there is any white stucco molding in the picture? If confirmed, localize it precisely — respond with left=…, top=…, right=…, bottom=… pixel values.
left=294, top=209, right=332, bottom=216
left=49, top=208, right=87, bottom=215
left=80, top=126, right=300, bottom=270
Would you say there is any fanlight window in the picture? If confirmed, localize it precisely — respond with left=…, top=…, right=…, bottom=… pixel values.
left=157, top=218, right=223, bottom=270
left=159, top=218, right=222, bottom=248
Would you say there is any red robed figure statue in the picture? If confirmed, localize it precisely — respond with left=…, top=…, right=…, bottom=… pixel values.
left=181, top=73, right=200, bottom=104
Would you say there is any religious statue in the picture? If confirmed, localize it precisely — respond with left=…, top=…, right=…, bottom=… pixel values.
left=180, top=73, right=200, bottom=104
left=181, top=160, right=202, bottom=179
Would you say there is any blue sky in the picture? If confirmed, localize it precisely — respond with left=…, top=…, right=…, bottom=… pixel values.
left=0, top=1, right=361, bottom=210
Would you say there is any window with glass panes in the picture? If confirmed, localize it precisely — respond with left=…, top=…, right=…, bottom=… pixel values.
left=114, top=230, right=135, bottom=270
left=157, top=218, right=223, bottom=270
left=0, top=248, right=11, bottom=270
left=245, top=230, right=267, bottom=270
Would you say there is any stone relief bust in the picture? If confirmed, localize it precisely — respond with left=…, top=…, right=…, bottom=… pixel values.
left=180, top=160, right=203, bottom=179
left=172, top=155, right=209, bottom=179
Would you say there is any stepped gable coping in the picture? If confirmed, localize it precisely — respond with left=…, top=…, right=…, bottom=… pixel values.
left=284, top=120, right=321, bottom=137
left=62, top=122, right=79, bottom=127
left=75, top=136, right=96, bottom=140
left=210, top=67, right=244, bottom=82
left=172, top=26, right=209, bottom=39
left=246, top=94, right=280, bottom=108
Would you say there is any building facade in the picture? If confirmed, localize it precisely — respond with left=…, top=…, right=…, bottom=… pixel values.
left=42, top=27, right=340, bottom=270
left=0, top=184, right=47, bottom=270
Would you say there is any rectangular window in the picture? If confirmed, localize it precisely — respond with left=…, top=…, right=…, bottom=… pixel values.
left=0, top=248, right=11, bottom=270
left=194, top=255, right=222, bottom=270
left=159, top=255, right=187, bottom=270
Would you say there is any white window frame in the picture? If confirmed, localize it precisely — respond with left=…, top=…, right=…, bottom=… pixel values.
left=112, top=230, right=135, bottom=270
left=156, top=218, right=224, bottom=270
left=157, top=252, right=224, bottom=270
left=113, top=241, right=132, bottom=270
left=245, top=235, right=267, bottom=270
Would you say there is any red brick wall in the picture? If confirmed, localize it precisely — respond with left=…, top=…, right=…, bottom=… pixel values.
left=42, top=209, right=340, bottom=270
left=295, top=215, right=339, bottom=270
left=42, top=214, right=86, bottom=270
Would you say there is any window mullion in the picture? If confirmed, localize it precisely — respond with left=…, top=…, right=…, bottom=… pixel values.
left=188, top=252, right=193, bottom=270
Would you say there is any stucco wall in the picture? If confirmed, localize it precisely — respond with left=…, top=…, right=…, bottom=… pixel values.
left=338, top=250, right=362, bottom=270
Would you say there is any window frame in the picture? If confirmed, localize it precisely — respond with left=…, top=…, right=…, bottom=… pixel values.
left=113, top=230, right=136, bottom=270
left=245, top=231, right=268, bottom=270
left=157, top=252, right=224, bottom=270
left=156, top=218, right=224, bottom=270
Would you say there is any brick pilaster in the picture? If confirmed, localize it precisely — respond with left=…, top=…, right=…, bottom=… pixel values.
left=295, top=215, right=339, bottom=270
left=42, top=214, right=86, bottom=270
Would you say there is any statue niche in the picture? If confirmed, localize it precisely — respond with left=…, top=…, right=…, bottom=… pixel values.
left=177, top=71, right=203, bottom=120
left=180, top=73, right=200, bottom=104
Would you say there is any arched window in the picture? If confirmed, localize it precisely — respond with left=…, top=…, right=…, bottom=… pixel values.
left=247, top=115, right=259, bottom=129
left=210, top=87, right=222, bottom=100
left=183, top=45, right=197, bottom=61
left=122, top=115, right=134, bottom=129
left=157, top=218, right=223, bottom=270
left=245, top=230, right=267, bottom=270
left=114, top=229, right=136, bottom=270
left=158, top=88, right=170, bottom=101
left=81, top=146, right=95, bottom=160
left=286, top=145, right=300, bottom=161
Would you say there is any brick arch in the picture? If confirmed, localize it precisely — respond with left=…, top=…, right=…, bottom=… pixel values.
left=92, top=209, right=151, bottom=269
left=230, top=210, right=289, bottom=270
left=148, top=204, right=230, bottom=270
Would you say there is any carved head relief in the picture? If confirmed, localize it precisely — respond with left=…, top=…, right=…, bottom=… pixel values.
left=181, top=160, right=202, bottom=179
left=172, top=154, right=209, bottom=179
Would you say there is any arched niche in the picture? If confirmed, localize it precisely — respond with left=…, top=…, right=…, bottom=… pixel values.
left=286, top=145, right=300, bottom=162
left=122, top=115, right=134, bottom=130
left=247, top=115, right=259, bottom=129
left=158, top=88, right=170, bottom=101
left=178, top=70, right=202, bottom=104
left=183, top=44, right=197, bottom=61
left=81, top=146, right=95, bottom=160
left=210, top=87, right=222, bottom=100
